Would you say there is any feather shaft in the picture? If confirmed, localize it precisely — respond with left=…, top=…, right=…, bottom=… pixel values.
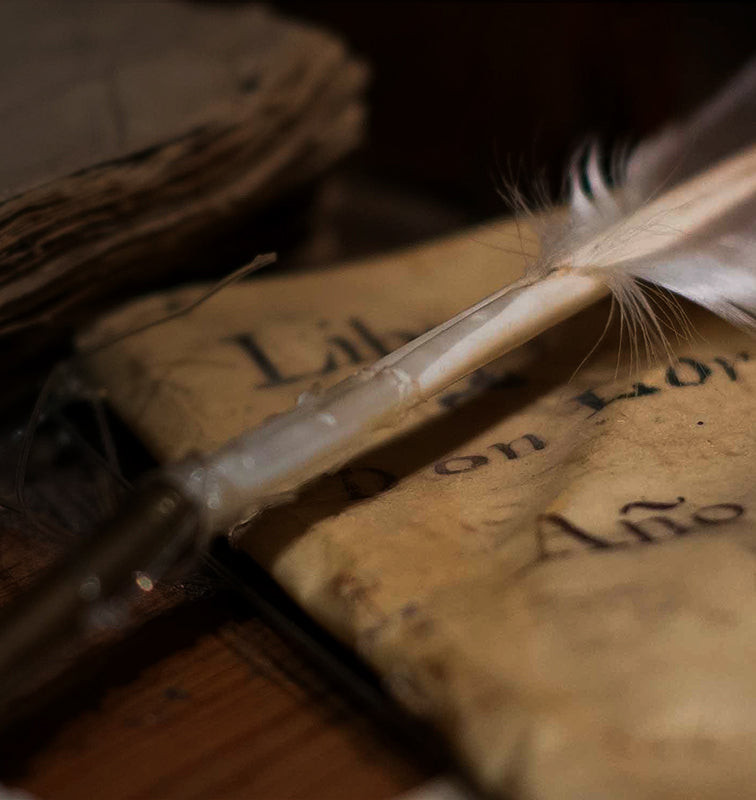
left=168, top=272, right=607, bottom=530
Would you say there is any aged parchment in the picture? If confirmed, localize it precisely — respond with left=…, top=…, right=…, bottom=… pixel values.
left=82, top=219, right=756, bottom=800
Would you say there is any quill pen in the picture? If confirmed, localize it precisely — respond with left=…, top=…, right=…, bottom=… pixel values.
left=1, top=59, right=755, bottom=694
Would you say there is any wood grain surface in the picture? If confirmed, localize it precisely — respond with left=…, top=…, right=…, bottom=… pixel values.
left=3, top=591, right=434, bottom=799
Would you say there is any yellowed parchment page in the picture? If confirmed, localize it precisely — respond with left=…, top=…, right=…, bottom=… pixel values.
left=81, top=219, right=756, bottom=800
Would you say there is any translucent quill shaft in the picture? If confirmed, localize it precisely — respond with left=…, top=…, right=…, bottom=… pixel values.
left=168, top=272, right=607, bottom=531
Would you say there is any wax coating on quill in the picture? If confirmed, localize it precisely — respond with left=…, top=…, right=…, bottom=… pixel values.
left=0, top=58, right=754, bottom=698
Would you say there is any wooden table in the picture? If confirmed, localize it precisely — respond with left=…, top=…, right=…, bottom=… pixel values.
left=2, top=574, right=435, bottom=800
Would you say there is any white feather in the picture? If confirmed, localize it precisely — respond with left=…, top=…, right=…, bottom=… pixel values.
left=168, top=60, right=756, bottom=529
left=551, top=58, right=756, bottom=338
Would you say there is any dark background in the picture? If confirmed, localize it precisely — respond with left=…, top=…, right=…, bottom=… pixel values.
left=276, top=2, right=755, bottom=218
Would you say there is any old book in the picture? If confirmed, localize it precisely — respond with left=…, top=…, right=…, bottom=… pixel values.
left=0, top=1, right=366, bottom=362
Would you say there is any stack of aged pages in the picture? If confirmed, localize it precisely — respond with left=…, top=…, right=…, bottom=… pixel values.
left=0, top=2, right=365, bottom=358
